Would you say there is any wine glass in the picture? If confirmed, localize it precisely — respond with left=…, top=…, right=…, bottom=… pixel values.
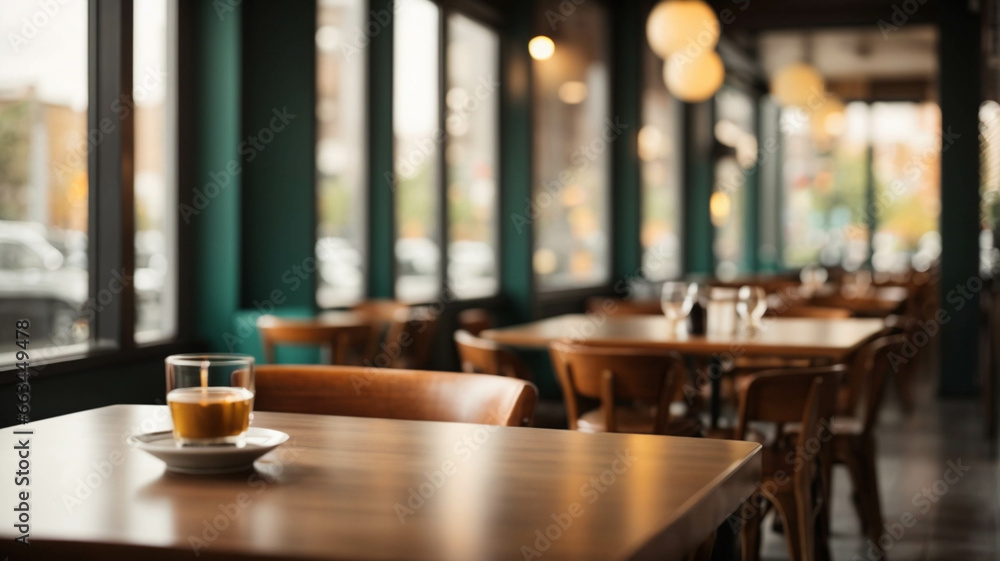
left=736, top=285, right=767, bottom=333
left=661, top=282, right=693, bottom=330
left=799, top=265, right=829, bottom=297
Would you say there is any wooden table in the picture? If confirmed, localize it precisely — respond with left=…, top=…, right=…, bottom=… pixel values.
left=483, top=315, right=884, bottom=428
left=806, top=286, right=908, bottom=318
left=0, top=405, right=761, bottom=561
left=482, top=314, right=885, bottom=359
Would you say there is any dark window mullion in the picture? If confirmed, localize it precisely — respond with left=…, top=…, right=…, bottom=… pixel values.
left=437, top=5, right=449, bottom=296
left=90, top=0, right=135, bottom=349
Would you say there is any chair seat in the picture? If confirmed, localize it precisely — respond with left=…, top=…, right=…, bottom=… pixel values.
left=733, top=357, right=813, bottom=370
left=577, top=407, right=702, bottom=437
left=785, top=415, right=863, bottom=437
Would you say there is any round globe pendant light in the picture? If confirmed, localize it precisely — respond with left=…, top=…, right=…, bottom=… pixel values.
left=810, top=95, right=846, bottom=141
left=664, top=50, right=725, bottom=103
left=771, top=62, right=825, bottom=108
left=646, top=0, right=720, bottom=58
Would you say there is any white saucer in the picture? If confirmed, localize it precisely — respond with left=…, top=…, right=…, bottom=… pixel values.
left=127, top=427, right=289, bottom=474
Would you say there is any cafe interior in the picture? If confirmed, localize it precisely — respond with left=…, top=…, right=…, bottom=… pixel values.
left=1, top=0, right=998, bottom=559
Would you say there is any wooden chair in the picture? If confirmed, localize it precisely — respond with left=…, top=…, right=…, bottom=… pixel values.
left=737, top=366, right=843, bottom=561
left=351, top=299, right=409, bottom=323
left=257, top=315, right=371, bottom=365
left=454, top=329, right=532, bottom=381
left=827, top=334, right=907, bottom=546
left=548, top=341, right=701, bottom=436
left=254, top=364, right=537, bottom=426
left=585, top=296, right=662, bottom=316
left=381, top=306, right=439, bottom=370
left=457, top=308, right=494, bottom=336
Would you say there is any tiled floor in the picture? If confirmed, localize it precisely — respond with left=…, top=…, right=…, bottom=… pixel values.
left=758, top=356, right=999, bottom=561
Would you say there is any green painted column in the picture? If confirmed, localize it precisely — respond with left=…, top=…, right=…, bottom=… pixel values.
left=683, top=101, right=714, bottom=275
left=499, top=0, right=534, bottom=323
left=367, top=0, right=396, bottom=299
left=240, top=0, right=317, bottom=311
left=612, top=1, right=641, bottom=282
left=191, top=0, right=242, bottom=350
left=938, top=2, right=982, bottom=396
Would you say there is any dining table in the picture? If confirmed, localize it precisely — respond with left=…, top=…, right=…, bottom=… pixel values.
left=805, top=285, right=909, bottom=318
left=0, top=404, right=761, bottom=561
left=481, top=314, right=885, bottom=427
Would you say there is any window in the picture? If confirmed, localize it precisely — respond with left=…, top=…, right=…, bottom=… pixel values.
left=316, top=0, right=367, bottom=308
left=639, top=38, right=682, bottom=281
left=134, top=0, right=177, bottom=342
left=0, top=0, right=89, bottom=356
left=389, top=1, right=500, bottom=303
left=531, top=0, right=611, bottom=291
left=712, top=86, right=756, bottom=279
left=870, top=102, right=940, bottom=273
left=0, top=1, right=180, bottom=365
left=445, top=14, right=500, bottom=299
left=781, top=101, right=869, bottom=269
left=780, top=101, right=940, bottom=273
left=393, top=0, right=442, bottom=303
left=981, top=100, right=1000, bottom=273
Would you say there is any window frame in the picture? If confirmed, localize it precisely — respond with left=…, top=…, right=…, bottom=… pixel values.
left=637, top=19, right=685, bottom=283
left=0, top=0, right=191, bottom=378
left=529, top=0, right=615, bottom=299
left=388, top=0, right=505, bottom=305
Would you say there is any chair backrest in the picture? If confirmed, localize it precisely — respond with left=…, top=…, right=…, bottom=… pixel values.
left=776, top=305, right=852, bottom=319
left=382, top=306, right=439, bottom=369
left=585, top=297, right=662, bottom=316
left=457, top=308, right=494, bottom=336
left=548, top=341, right=687, bottom=434
left=737, top=365, right=843, bottom=513
left=839, top=325, right=905, bottom=415
left=254, top=364, right=537, bottom=427
left=257, top=315, right=371, bottom=365
left=454, top=329, right=532, bottom=380
left=851, top=333, right=908, bottom=434
left=736, top=366, right=843, bottom=436
left=351, top=299, right=409, bottom=323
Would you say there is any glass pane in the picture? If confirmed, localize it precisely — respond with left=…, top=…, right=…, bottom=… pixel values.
left=134, top=0, right=177, bottom=342
left=780, top=101, right=870, bottom=270
left=640, top=40, right=681, bottom=281
left=317, top=0, right=367, bottom=308
left=394, top=0, right=441, bottom=303
left=871, top=102, right=941, bottom=273
left=981, top=100, right=1000, bottom=273
left=445, top=14, right=499, bottom=299
left=712, top=86, right=756, bottom=279
left=532, top=0, right=611, bottom=291
left=0, top=0, right=89, bottom=358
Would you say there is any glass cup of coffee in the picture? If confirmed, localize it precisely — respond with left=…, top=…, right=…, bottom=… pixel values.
left=165, top=354, right=255, bottom=447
